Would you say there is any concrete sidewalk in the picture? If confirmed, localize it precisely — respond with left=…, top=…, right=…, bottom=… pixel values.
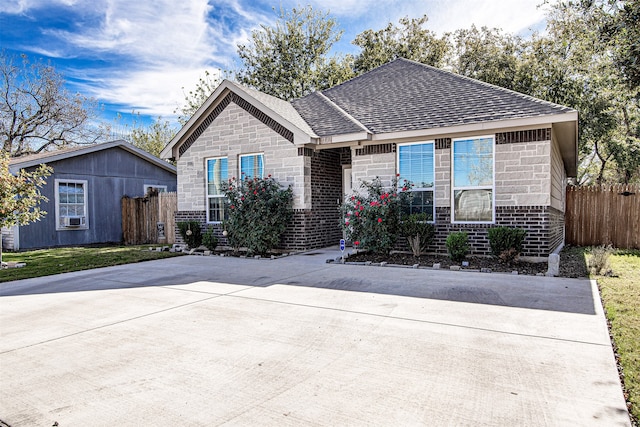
left=0, top=248, right=631, bottom=426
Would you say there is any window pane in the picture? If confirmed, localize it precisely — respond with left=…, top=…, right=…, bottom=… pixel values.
left=403, top=190, right=434, bottom=221
left=207, top=158, right=228, bottom=196
left=453, top=138, right=493, bottom=187
left=454, top=189, right=493, bottom=222
left=398, top=143, right=434, bottom=188
left=241, top=154, right=264, bottom=179
left=208, top=197, right=228, bottom=222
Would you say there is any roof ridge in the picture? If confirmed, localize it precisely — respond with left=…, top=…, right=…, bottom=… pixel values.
left=314, top=91, right=372, bottom=134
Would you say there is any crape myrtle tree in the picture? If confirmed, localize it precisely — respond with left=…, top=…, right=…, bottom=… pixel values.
left=0, top=151, right=52, bottom=264
left=1, top=51, right=103, bottom=157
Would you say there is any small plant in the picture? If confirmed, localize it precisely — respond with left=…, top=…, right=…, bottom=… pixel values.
left=177, top=221, right=202, bottom=249
left=488, top=226, right=527, bottom=263
left=446, top=231, right=469, bottom=263
left=202, top=227, right=218, bottom=252
left=400, top=213, right=435, bottom=257
left=588, top=245, right=614, bottom=275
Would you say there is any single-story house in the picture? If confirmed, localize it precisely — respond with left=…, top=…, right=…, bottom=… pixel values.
left=160, top=58, right=577, bottom=258
left=3, top=140, right=177, bottom=250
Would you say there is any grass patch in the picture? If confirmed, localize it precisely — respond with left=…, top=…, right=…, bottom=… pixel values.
left=595, top=248, right=640, bottom=424
left=1, top=245, right=184, bottom=283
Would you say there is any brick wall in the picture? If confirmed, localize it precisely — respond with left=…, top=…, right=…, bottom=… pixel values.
left=282, top=149, right=343, bottom=250
left=425, top=205, right=563, bottom=257
left=174, top=211, right=207, bottom=245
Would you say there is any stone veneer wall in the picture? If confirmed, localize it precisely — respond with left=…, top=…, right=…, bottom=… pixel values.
left=351, top=128, right=565, bottom=258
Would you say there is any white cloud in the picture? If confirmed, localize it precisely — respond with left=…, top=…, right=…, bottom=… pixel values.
left=425, top=0, right=546, bottom=35
left=2, top=0, right=551, bottom=124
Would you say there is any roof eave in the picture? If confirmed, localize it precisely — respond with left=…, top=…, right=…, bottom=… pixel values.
left=160, top=81, right=318, bottom=159
left=10, top=141, right=177, bottom=175
left=369, top=112, right=578, bottom=142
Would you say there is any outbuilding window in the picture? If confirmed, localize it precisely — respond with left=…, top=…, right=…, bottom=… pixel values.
left=55, top=179, right=88, bottom=230
left=397, top=141, right=435, bottom=221
left=452, top=136, right=495, bottom=223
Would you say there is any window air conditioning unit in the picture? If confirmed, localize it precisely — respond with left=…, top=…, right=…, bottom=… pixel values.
left=63, top=217, right=84, bottom=227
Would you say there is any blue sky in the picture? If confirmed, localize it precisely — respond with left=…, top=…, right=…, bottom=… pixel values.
left=0, top=0, right=548, bottom=131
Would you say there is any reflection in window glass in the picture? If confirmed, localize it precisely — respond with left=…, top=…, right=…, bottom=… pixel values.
left=454, top=189, right=493, bottom=222
left=206, top=157, right=228, bottom=222
left=453, top=137, right=493, bottom=187
left=240, top=154, right=264, bottom=179
left=452, top=137, right=494, bottom=222
left=398, top=142, right=435, bottom=221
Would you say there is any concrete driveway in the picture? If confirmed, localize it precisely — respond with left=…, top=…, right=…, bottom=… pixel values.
left=0, top=248, right=631, bottom=426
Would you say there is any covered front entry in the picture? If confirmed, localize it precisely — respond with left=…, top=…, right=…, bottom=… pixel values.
left=282, top=147, right=350, bottom=251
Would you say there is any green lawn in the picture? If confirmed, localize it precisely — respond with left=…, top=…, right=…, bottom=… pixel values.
left=592, top=248, right=640, bottom=424
left=0, top=245, right=184, bottom=283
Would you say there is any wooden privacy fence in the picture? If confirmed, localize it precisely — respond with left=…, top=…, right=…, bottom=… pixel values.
left=122, top=192, right=177, bottom=245
left=566, top=184, right=640, bottom=249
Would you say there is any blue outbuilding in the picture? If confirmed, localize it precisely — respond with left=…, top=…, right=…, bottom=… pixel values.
left=3, top=140, right=176, bottom=250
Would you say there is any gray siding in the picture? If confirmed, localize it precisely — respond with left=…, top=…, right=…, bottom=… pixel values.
left=18, top=147, right=176, bottom=249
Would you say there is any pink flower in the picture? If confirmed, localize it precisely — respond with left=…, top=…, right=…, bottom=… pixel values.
left=230, top=205, right=235, bottom=209
left=345, top=221, right=350, bottom=226
left=253, top=190, right=257, bottom=195
left=355, top=211, right=359, bottom=217
left=354, top=241, right=360, bottom=246
left=241, top=197, right=245, bottom=201
left=378, top=218, right=382, bottom=223
left=359, top=205, right=364, bottom=211
left=351, top=196, right=355, bottom=201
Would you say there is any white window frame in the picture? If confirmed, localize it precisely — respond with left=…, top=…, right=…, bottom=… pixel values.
left=239, top=153, right=264, bottom=180
left=55, top=179, right=89, bottom=231
left=397, top=141, right=436, bottom=222
left=143, top=184, right=167, bottom=194
left=451, top=135, right=495, bottom=224
left=205, top=157, right=228, bottom=224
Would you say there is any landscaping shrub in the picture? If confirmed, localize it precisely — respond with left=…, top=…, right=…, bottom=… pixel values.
left=340, top=176, right=411, bottom=255
left=400, top=213, right=434, bottom=257
left=221, top=175, right=293, bottom=255
left=446, top=231, right=469, bottom=262
left=588, top=245, right=614, bottom=275
left=177, top=221, right=202, bottom=249
left=202, top=226, right=218, bottom=252
left=488, top=226, right=527, bottom=263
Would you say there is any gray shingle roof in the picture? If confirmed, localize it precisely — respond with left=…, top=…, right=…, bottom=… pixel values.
left=239, top=84, right=318, bottom=137
left=291, top=92, right=366, bottom=136
left=292, top=58, right=575, bottom=136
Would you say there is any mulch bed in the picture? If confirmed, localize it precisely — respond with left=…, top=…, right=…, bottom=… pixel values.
left=346, top=245, right=590, bottom=278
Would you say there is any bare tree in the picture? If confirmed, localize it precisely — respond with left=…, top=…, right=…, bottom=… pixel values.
left=1, top=51, right=103, bottom=157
